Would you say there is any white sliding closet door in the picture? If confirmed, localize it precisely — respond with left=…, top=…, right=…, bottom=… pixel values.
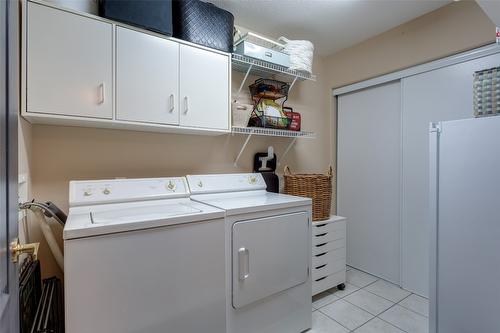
left=401, top=52, right=500, bottom=297
left=338, top=81, right=401, bottom=284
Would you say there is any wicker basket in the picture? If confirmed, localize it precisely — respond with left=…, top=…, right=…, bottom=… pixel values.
left=283, top=166, right=333, bottom=221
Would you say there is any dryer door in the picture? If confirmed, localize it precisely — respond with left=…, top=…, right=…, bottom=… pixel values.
left=232, top=211, right=309, bottom=309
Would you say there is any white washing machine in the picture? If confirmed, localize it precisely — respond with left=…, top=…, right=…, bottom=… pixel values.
left=187, top=173, right=312, bottom=333
left=64, top=177, right=227, bottom=333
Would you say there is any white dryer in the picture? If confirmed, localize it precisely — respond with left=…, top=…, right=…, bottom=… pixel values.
left=187, top=173, right=312, bottom=333
left=64, top=177, right=226, bottom=333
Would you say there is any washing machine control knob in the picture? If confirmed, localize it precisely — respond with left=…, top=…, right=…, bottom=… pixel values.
left=83, top=189, right=92, bottom=197
left=166, top=181, right=176, bottom=191
left=103, top=188, right=111, bottom=195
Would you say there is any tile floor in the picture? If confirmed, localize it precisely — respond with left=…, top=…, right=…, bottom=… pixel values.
left=311, top=267, right=429, bottom=333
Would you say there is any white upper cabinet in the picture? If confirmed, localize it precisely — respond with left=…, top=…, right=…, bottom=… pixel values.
left=23, top=1, right=230, bottom=134
left=27, top=2, right=113, bottom=119
left=116, top=27, right=180, bottom=125
left=179, top=45, right=229, bottom=130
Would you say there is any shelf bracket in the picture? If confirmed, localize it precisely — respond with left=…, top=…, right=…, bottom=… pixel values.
left=277, top=137, right=297, bottom=167
left=235, top=64, right=253, bottom=101
left=288, top=76, right=299, bottom=95
left=234, top=132, right=254, bottom=166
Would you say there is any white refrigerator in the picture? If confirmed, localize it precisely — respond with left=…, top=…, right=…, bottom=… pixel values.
left=429, top=116, right=500, bottom=333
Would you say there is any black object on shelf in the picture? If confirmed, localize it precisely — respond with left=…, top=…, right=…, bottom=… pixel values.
left=19, top=258, right=41, bottom=333
left=31, top=277, right=64, bottom=333
left=99, top=0, right=173, bottom=36
left=172, top=0, right=234, bottom=53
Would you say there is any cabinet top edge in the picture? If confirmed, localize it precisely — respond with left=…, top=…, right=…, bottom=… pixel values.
left=313, top=216, right=347, bottom=224
left=25, top=0, right=232, bottom=57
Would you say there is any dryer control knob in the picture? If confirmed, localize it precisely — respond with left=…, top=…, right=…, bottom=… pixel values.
left=83, top=189, right=92, bottom=197
left=103, top=188, right=111, bottom=195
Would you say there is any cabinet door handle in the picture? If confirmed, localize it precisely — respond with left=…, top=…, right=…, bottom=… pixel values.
left=238, top=247, right=250, bottom=281
left=183, top=96, right=188, bottom=114
left=98, top=82, right=105, bottom=105
left=169, top=94, right=175, bottom=113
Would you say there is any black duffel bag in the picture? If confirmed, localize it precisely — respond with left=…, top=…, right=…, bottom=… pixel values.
left=99, top=0, right=173, bottom=36
left=173, top=0, right=234, bottom=53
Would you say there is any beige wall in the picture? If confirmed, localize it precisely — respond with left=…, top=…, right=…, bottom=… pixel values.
left=19, top=119, right=31, bottom=191
left=23, top=56, right=330, bottom=279
left=18, top=118, right=32, bottom=243
left=325, top=0, right=495, bottom=213
left=325, top=1, right=495, bottom=91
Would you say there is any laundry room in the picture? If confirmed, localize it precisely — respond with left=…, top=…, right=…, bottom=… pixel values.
left=2, top=0, right=500, bottom=332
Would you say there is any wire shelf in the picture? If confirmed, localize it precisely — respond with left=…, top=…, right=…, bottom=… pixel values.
left=232, top=54, right=317, bottom=82
left=232, top=126, right=316, bottom=138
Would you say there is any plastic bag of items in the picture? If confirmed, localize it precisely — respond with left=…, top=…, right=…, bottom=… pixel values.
left=278, top=37, right=314, bottom=74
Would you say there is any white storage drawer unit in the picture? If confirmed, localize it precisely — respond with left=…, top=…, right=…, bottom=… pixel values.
left=312, top=216, right=347, bottom=296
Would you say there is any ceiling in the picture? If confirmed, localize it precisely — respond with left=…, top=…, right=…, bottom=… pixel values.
left=212, top=0, right=453, bottom=56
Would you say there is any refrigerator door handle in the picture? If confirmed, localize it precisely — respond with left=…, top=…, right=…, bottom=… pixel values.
left=428, top=121, right=441, bottom=333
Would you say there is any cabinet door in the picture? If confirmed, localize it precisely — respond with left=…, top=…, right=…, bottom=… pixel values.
left=27, top=2, right=112, bottom=119
left=179, top=45, right=229, bottom=130
left=116, top=27, right=179, bottom=125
